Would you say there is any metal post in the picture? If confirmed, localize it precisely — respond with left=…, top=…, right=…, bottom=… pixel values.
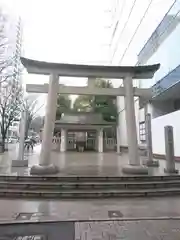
left=164, top=126, right=178, bottom=173
left=144, top=113, right=159, bottom=167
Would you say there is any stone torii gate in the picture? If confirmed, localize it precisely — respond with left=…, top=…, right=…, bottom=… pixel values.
left=21, top=57, right=160, bottom=175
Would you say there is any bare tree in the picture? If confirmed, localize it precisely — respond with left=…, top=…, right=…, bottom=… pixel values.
left=24, top=96, right=44, bottom=139
left=0, top=78, right=23, bottom=151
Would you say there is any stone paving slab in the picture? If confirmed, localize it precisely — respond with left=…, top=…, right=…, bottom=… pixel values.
left=75, top=219, right=180, bottom=240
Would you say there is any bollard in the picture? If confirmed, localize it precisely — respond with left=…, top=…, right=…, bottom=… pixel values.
left=164, top=126, right=178, bottom=173
left=143, top=113, right=159, bottom=167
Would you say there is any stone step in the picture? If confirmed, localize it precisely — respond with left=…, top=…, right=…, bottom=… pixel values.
left=0, top=175, right=180, bottom=182
left=0, top=187, right=180, bottom=198
left=0, top=180, right=180, bottom=190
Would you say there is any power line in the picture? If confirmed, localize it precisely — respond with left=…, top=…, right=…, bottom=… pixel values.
left=118, top=0, right=154, bottom=65
left=111, top=0, right=138, bottom=63
left=118, top=0, right=179, bottom=69
left=118, top=0, right=154, bottom=88
left=109, top=0, right=126, bottom=45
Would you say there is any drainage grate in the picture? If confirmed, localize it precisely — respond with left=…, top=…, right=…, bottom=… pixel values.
left=15, top=213, right=33, bottom=221
left=108, top=210, right=123, bottom=218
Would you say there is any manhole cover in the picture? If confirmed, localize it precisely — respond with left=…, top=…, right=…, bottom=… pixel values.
left=108, top=210, right=123, bottom=218
left=15, top=213, right=33, bottom=221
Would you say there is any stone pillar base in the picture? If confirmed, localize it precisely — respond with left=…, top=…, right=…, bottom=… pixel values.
left=30, top=164, right=59, bottom=175
left=142, top=159, right=159, bottom=167
left=122, top=165, right=148, bottom=174
left=164, top=168, right=178, bottom=174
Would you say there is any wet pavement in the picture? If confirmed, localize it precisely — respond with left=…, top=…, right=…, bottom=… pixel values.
left=0, top=197, right=180, bottom=222
left=0, top=197, right=180, bottom=239
left=1, top=144, right=180, bottom=238
left=1, top=143, right=180, bottom=176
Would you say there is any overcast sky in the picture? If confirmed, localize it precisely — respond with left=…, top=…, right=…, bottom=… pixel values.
left=1, top=0, right=112, bottom=113
left=0, top=0, right=175, bottom=115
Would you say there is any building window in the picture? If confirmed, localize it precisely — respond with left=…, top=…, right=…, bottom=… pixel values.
left=139, top=121, right=146, bottom=142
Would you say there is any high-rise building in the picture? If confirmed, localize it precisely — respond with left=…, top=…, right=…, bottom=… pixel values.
left=0, top=6, right=23, bottom=83
left=12, top=17, right=23, bottom=83
left=5, top=16, right=22, bottom=83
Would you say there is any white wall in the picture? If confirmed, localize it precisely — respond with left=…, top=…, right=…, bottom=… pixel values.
left=152, top=109, right=180, bottom=156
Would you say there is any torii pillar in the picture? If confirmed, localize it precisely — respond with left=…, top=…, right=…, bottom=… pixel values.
left=31, top=73, right=59, bottom=174
left=122, top=75, right=147, bottom=174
